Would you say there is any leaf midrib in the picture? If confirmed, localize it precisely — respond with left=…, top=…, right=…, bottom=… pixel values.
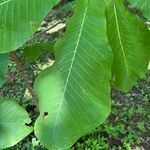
left=52, top=6, right=88, bottom=141
left=0, top=121, right=27, bottom=126
left=113, top=3, right=129, bottom=75
left=0, top=0, right=12, bottom=6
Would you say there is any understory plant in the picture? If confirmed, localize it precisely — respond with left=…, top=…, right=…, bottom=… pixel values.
left=0, top=0, right=150, bottom=149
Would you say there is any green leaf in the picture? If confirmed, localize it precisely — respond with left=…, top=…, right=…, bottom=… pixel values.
left=0, top=0, right=59, bottom=54
left=34, top=0, right=112, bottom=149
left=0, top=53, right=9, bottom=86
left=23, top=42, right=54, bottom=62
left=129, top=0, right=150, bottom=19
left=105, top=0, right=150, bottom=91
left=0, top=98, right=33, bottom=149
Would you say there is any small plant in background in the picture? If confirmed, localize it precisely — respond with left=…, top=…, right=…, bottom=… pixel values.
left=0, top=0, right=150, bottom=149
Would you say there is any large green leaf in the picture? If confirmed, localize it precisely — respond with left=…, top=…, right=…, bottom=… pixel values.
left=105, top=0, right=150, bottom=91
left=129, top=0, right=150, bottom=19
left=0, top=98, right=33, bottom=149
left=0, top=53, right=9, bottom=86
left=34, top=0, right=112, bottom=149
left=0, top=0, right=59, bottom=53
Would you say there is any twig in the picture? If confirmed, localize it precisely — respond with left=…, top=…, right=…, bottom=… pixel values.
left=31, top=20, right=66, bottom=41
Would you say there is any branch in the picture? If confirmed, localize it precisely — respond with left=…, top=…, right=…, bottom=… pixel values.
left=31, top=20, right=66, bottom=41
left=10, top=51, right=39, bottom=111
